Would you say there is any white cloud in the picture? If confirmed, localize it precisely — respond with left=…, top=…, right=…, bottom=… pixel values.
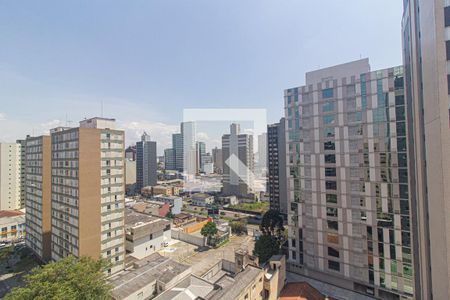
left=0, top=113, right=6, bottom=121
left=120, top=120, right=178, bottom=154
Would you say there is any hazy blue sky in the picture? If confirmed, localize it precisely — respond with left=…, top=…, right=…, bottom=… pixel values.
left=0, top=0, right=403, bottom=152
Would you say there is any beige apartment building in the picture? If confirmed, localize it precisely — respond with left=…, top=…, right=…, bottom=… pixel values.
left=50, top=117, right=125, bottom=275
left=24, top=135, right=52, bottom=261
left=402, top=1, right=450, bottom=299
left=0, top=143, right=24, bottom=210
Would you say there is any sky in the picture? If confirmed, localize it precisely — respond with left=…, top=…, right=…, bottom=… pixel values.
left=0, top=0, right=404, bottom=154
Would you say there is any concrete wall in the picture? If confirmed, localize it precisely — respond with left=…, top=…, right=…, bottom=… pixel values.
left=171, top=229, right=206, bottom=247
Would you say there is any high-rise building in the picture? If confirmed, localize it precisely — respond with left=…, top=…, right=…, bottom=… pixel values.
left=50, top=117, right=125, bottom=275
left=285, top=59, right=414, bottom=299
left=164, top=148, right=175, bottom=170
left=267, top=118, right=287, bottom=218
left=196, top=141, right=206, bottom=173
left=16, top=139, right=26, bottom=208
left=222, top=123, right=254, bottom=197
left=172, top=133, right=183, bottom=172
left=257, top=133, right=267, bottom=170
left=402, top=1, right=450, bottom=299
left=0, top=142, right=23, bottom=210
left=182, top=122, right=196, bottom=179
left=125, top=145, right=136, bottom=161
left=24, top=135, right=52, bottom=261
left=212, top=147, right=223, bottom=174
left=136, top=132, right=157, bottom=192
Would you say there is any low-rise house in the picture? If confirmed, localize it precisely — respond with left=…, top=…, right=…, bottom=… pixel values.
left=156, top=250, right=286, bottom=300
left=110, top=253, right=191, bottom=300
left=191, top=193, right=214, bottom=207
left=218, top=195, right=239, bottom=206
left=125, top=209, right=171, bottom=259
left=131, top=201, right=170, bottom=218
left=152, top=195, right=182, bottom=215
left=0, top=210, right=25, bottom=242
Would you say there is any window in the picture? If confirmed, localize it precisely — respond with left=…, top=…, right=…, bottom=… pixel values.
left=326, top=194, right=337, bottom=203
left=322, top=101, right=335, bottom=112
left=346, top=98, right=357, bottom=110
left=399, top=169, right=408, bottom=183
left=348, top=125, right=363, bottom=136
left=346, top=84, right=356, bottom=96
left=328, top=260, right=340, bottom=271
left=396, top=122, right=406, bottom=136
left=323, top=115, right=335, bottom=125
left=445, top=6, right=450, bottom=27
left=327, top=220, right=338, bottom=231
left=446, top=41, right=450, bottom=60
left=326, top=181, right=337, bottom=190
left=327, top=207, right=338, bottom=217
left=324, top=127, right=335, bottom=137
left=348, top=112, right=362, bottom=123
left=328, top=247, right=340, bottom=258
left=325, top=168, right=336, bottom=177
left=325, top=154, right=336, bottom=164
left=324, top=141, right=335, bottom=150
left=322, top=88, right=334, bottom=98
left=327, top=233, right=339, bottom=244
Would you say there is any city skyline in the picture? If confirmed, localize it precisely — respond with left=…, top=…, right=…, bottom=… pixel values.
left=0, top=1, right=403, bottom=151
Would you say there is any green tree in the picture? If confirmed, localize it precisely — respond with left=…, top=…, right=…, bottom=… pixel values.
left=201, top=221, right=218, bottom=243
left=230, top=221, right=247, bottom=235
left=260, top=209, right=285, bottom=242
left=0, top=245, right=14, bottom=268
left=4, top=255, right=111, bottom=300
left=253, top=235, right=280, bottom=264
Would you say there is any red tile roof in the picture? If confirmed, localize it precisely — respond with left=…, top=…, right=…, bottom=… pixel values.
left=280, top=282, right=335, bottom=300
left=0, top=210, right=24, bottom=218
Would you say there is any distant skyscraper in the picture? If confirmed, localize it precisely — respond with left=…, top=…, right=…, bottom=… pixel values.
left=222, top=123, right=254, bottom=196
left=51, top=118, right=125, bottom=275
left=25, top=135, right=52, bottom=261
left=267, top=118, right=287, bottom=217
left=402, top=1, right=450, bottom=298
left=0, top=142, right=23, bottom=210
left=182, top=122, right=196, bottom=179
left=172, top=133, right=183, bottom=172
left=125, top=145, right=136, bottom=161
left=285, top=59, right=413, bottom=299
left=257, top=133, right=267, bottom=170
left=212, top=147, right=223, bottom=174
left=136, top=132, right=157, bottom=192
left=164, top=148, right=175, bottom=170
left=196, top=141, right=206, bottom=173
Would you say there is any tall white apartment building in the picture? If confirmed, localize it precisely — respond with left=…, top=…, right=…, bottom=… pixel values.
left=50, top=117, right=125, bottom=275
left=285, top=59, right=414, bottom=299
left=0, top=143, right=24, bottom=210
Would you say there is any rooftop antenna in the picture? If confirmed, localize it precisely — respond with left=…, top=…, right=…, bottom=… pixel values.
left=65, top=114, right=73, bottom=127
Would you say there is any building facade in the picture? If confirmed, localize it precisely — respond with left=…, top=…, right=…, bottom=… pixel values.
left=267, top=118, right=287, bottom=217
left=402, top=1, right=450, bottom=299
left=0, top=143, right=24, bottom=210
left=212, top=147, right=223, bottom=174
left=164, top=148, right=175, bottom=171
left=50, top=118, right=125, bottom=275
left=0, top=210, right=25, bottom=242
left=196, top=141, right=206, bottom=174
left=136, top=132, right=157, bottom=192
left=222, top=123, right=254, bottom=197
left=172, top=133, right=183, bottom=172
left=285, top=59, right=414, bottom=299
left=24, top=135, right=52, bottom=261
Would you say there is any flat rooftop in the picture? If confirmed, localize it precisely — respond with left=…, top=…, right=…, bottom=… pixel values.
left=125, top=208, right=168, bottom=228
left=110, top=253, right=190, bottom=300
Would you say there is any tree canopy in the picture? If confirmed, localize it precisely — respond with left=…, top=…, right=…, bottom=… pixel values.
left=254, top=210, right=285, bottom=263
left=4, top=255, right=111, bottom=300
left=253, top=235, right=280, bottom=264
left=260, top=209, right=285, bottom=241
left=201, top=221, right=218, bottom=239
